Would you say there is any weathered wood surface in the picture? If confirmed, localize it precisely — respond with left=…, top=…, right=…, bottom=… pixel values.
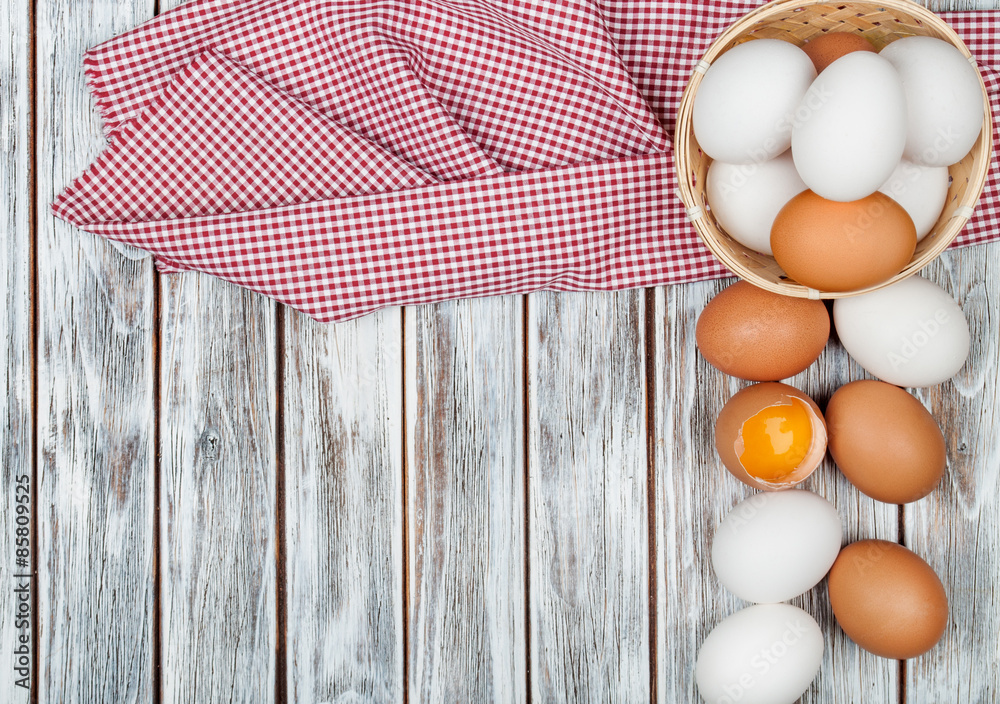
left=653, top=281, right=901, bottom=704
left=0, top=2, right=32, bottom=703
left=35, top=2, right=156, bottom=703
left=3, top=0, right=999, bottom=702
left=159, top=280, right=277, bottom=703
left=528, top=291, right=650, bottom=702
left=284, top=310, right=404, bottom=703
left=906, top=251, right=1000, bottom=704
left=153, top=0, right=278, bottom=700
left=405, top=299, right=527, bottom=702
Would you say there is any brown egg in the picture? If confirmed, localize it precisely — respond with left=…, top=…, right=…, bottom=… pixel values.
left=715, top=382, right=827, bottom=491
left=802, top=32, right=877, bottom=73
left=771, top=190, right=917, bottom=292
left=696, top=281, right=830, bottom=381
left=826, top=381, right=946, bottom=503
left=828, top=540, right=948, bottom=659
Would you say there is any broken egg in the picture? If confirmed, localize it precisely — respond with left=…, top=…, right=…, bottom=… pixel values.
left=715, top=382, right=827, bottom=491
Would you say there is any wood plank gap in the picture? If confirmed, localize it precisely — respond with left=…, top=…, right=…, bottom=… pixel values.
left=147, top=8, right=163, bottom=693
left=148, top=0, right=162, bottom=674
left=27, top=0, right=39, bottom=700
left=400, top=309, right=410, bottom=704
left=521, top=295, right=532, bottom=704
left=274, top=305, right=288, bottom=704
left=898, top=504, right=906, bottom=547
left=151, top=265, right=163, bottom=704
left=644, top=288, right=657, bottom=704
left=899, top=659, right=907, bottom=704
left=151, top=1, right=163, bottom=692
left=897, top=503, right=905, bottom=704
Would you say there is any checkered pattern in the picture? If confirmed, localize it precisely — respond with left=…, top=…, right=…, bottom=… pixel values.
left=52, top=0, right=1000, bottom=323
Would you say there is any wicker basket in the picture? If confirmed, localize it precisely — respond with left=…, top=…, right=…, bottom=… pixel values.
left=674, top=0, right=994, bottom=299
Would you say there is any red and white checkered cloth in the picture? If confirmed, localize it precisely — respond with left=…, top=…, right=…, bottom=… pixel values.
left=52, top=0, right=1000, bottom=323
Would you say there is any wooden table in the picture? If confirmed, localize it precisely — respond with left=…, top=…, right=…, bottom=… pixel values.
left=1, top=0, right=997, bottom=702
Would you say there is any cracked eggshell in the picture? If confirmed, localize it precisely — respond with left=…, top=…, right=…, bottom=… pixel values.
left=714, top=382, right=827, bottom=491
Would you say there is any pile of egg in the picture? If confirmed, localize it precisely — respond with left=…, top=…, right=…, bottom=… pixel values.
left=692, top=274, right=970, bottom=704
left=695, top=32, right=985, bottom=291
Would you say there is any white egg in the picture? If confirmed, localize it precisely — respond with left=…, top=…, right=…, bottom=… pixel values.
left=706, top=153, right=807, bottom=255
left=694, top=39, right=816, bottom=165
left=791, top=52, right=907, bottom=202
left=712, top=490, right=842, bottom=604
left=696, top=604, right=824, bottom=704
left=833, top=275, right=970, bottom=387
left=880, top=36, right=984, bottom=167
left=878, top=160, right=950, bottom=241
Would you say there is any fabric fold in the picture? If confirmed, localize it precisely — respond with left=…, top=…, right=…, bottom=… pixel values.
left=55, top=51, right=437, bottom=227
left=56, top=0, right=1000, bottom=323
left=72, top=149, right=725, bottom=322
left=82, top=0, right=667, bottom=173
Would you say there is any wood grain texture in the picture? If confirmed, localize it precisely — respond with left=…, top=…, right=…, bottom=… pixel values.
left=158, top=279, right=277, bottom=704
left=653, top=280, right=899, bottom=704
left=16, top=1, right=1000, bottom=703
left=928, top=0, right=996, bottom=9
left=789, top=356, right=900, bottom=704
left=653, top=280, right=749, bottom=704
left=153, top=1, right=278, bottom=702
left=527, top=291, right=649, bottom=703
left=905, top=248, right=1000, bottom=704
left=34, top=1, right=155, bottom=702
left=908, top=3, right=1000, bottom=696
left=283, top=310, right=404, bottom=704
left=405, top=299, right=527, bottom=703
left=0, top=1, right=33, bottom=702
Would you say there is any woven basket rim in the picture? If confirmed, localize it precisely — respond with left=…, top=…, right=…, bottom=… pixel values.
left=674, top=0, right=995, bottom=299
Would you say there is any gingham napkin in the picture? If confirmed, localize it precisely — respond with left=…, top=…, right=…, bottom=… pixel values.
left=52, top=0, right=1000, bottom=323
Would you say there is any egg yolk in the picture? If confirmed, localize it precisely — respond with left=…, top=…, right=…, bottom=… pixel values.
left=738, top=399, right=814, bottom=482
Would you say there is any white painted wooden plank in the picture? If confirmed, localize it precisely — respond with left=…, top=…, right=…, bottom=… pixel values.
left=405, top=299, right=527, bottom=702
left=153, top=1, right=278, bottom=702
left=527, top=291, right=649, bottom=702
left=790, top=342, right=900, bottom=704
left=0, top=1, right=33, bottom=702
left=283, top=309, right=404, bottom=703
left=158, top=279, right=277, bottom=704
left=929, top=0, right=996, bottom=9
left=653, top=280, right=899, bottom=704
left=910, top=0, right=1000, bottom=695
left=35, top=1, right=156, bottom=702
left=653, top=280, right=748, bottom=704
left=904, top=248, right=1000, bottom=704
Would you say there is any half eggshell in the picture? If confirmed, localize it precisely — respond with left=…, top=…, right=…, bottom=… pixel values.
left=715, top=382, right=828, bottom=491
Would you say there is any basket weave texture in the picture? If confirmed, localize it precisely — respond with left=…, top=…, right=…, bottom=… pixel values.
left=674, top=0, right=994, bottom=299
